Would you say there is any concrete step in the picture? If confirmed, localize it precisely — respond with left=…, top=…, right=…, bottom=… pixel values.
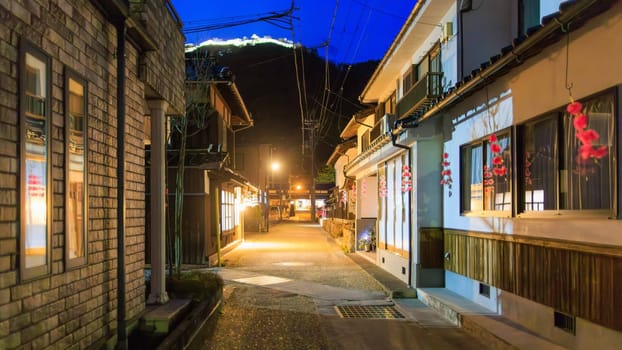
left=143, top=299, right=192, bottom=334
left=417, top=288, right=566, bottom=350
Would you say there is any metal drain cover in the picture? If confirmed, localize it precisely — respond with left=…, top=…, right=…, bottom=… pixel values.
left=335, top=305, right=405, bottom=319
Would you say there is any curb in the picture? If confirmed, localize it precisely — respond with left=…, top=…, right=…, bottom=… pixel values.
left=156, top=291, right=223, bottom=350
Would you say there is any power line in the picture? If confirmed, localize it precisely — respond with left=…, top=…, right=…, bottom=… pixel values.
left=289, top=0, right=307, bottom=157
left=183, top=7, right=297, bottom=34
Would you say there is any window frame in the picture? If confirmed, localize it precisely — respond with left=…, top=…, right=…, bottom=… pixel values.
left=64, top=68, right=89, bottom=269
left=460, top=128, right=513, bottom=217
left=19, top=39, right=52, bottom=280
left=516, top=89, right=617, bottom=218
left=402, top=66, right=414, bottom=95
left=221, top=188, right=235, bottom=232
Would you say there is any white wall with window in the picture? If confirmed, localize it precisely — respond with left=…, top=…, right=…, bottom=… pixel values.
left=443, top=86, right=514, bottom=233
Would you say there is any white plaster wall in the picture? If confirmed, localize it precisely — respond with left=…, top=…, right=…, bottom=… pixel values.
left=358, top=175, right=377, bottom=218
left=440, top=3, right=458, bottom=89
left=501, top=291, right=622, bottom=350
left=442, top=84, right=515, bottom=234
left=334, top=147, right=357, bottom=189
left=356, top=114, right=376, bottom=154
left=416, top=137, right=443, bottom=228
left=379, top=250, right=409, bottom=284
left=511, top=2, right=622, bottom=123
left=334, top=156, right=348, bottom=188
left=445, top=271, right=499, bottom=312
left=399, top=3, right=457, bottom=99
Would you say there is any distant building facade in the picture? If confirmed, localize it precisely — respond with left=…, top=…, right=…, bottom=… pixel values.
left=163, top=49, right=255, bottom=265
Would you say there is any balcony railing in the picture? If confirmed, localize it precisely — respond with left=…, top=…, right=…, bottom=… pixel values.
left=396, top=72, right=443, bottom=119
left=361, top=114, right=396, bottom=153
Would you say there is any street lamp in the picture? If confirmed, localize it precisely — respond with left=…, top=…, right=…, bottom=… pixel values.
left=271, top=161, right=280, bottom=172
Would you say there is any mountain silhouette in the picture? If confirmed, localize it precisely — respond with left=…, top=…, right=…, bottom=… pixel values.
left=185, top=40, right=377, bottom=174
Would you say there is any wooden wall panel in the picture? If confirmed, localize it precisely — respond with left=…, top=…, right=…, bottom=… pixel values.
left=420, top=228, right=444, bottom=268
left=443, top=229, right=622, bottom=332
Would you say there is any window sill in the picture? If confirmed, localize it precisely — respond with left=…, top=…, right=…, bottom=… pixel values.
left=461, top=211, right=512, bottom=218
left=517, top=210, right=615, bottom=220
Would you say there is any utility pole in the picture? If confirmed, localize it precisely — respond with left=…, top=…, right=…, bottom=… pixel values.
left=306, top=120, right=317, bottom=223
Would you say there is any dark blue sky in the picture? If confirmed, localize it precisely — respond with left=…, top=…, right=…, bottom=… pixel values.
left=171, top=0, right=417, bottom=63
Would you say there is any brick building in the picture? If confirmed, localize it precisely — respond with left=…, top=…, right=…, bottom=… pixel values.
left=0, top=1, right=184, bottom=348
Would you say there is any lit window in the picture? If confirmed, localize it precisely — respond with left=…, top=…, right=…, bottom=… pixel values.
left=20, top=40, right=51, bottom=279
left=519, top=92, right=615, bottom=214
left=65, top=69, right=88, bottom=268
left=461, top=131, right=512, bottom=214
left=221, top=189, right=235, bottom=231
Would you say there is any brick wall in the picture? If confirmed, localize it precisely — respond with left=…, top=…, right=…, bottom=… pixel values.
left=137, top=0, right=185, bottom=114
left=0, top=1, right=184, bottom=348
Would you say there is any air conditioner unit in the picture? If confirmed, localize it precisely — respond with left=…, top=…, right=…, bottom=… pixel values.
left=380, top=114, right=396, bottom=135
left=441, top=22, right=453, bottom=43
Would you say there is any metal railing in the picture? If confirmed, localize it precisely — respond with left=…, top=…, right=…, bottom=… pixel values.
left=396, top=72, right=443, bottom=119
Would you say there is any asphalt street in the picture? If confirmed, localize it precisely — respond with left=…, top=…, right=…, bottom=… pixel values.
left=187, top=221, right=490, bottom=350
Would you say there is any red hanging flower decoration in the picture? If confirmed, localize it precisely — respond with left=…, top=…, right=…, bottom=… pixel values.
left=379, top=176, right=387, bottom=198
left=493, top=166, right=507, bottom=176
left=592, top=145, right=608, bottom=159
left=487, top=133, right=507, bottom=192
left=440, top=151, right=453, bottom=197
left=401, top=164, right=413, bottom=193
left=568, top=101, right=607, bottom=161
left=490, top=143, right=501, bottom=153
left=576, top=129, right=600, bottom=145
left=566, top=101, right=582, bottom=115
left=573, top=114, right=588, bottom=130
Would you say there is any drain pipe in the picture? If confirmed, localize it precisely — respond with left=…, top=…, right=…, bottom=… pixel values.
left=115, top=20, right=128, bottom=350
left=390, top=132, right=413, bottom=288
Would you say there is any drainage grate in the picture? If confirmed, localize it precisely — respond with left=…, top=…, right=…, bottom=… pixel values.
left=335, top=305, right=405, bottom=319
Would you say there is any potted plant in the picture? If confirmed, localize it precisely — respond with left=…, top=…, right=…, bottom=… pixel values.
left=369, top=229, right=376, bottom=252
left=358, top=236, right=369, bottom=251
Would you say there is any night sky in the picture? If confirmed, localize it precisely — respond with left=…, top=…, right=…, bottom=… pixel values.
left=171, top=0, right=417, bottom=63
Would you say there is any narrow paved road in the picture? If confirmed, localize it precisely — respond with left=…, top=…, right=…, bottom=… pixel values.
left=188, top=221, right=490, bottom=350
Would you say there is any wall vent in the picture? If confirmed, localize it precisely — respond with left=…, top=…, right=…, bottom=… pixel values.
left=479, top=283, right=490, bottom=298
left=554, top=311, right=576, bottom=335
left=402, top=267, right=406, bottom=275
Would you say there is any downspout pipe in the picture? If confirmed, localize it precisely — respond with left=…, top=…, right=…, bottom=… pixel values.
left=391, top=132, right=413, bottom=288
left=115, top=20, right=128, bottom=350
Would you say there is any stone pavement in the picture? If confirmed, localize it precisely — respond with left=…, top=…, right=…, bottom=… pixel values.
left=183, top=221, right=491, bottom=349
left=153, top=220, right=568, bottom=349
left=189, top=267, right=486, bottom=350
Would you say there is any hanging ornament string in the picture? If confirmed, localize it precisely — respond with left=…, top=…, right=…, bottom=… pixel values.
left=440, top=152, right=453, bottom=197
left=564, top=30, right=573, bottom=99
